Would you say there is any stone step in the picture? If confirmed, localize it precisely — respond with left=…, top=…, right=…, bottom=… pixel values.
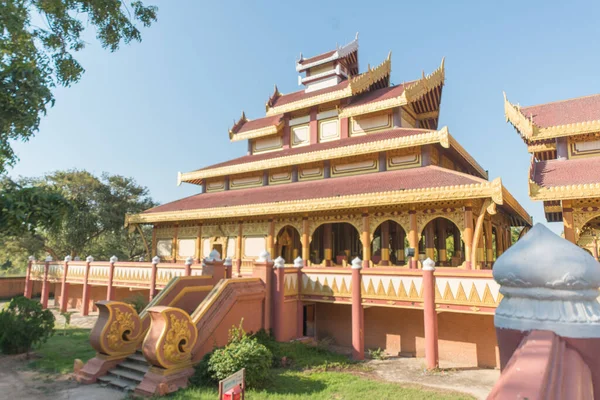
left=119, top=360, right=150, bottom=374
left=107, top=367, right=145, bottom=384
left=97, top=375, right=137, bottom=392
left=126, top=352, right=147, bottom=364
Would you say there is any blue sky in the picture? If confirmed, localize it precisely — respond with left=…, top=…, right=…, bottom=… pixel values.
left=9, top=0, right=600, bottom=233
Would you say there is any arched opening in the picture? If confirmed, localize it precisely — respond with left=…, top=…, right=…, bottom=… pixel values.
left=577, top=215, right=600, bottom=260
left=310, top=223, right=362, bottom=266
left=371, top=220, right=408, bottom=266
left=418, top=217, right=465, bottom=267
left=275, top=225, right=302, bottom=264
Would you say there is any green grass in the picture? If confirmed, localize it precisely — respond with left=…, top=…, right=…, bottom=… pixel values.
left=27, top=328, right=95, bottom=374
left=169, top=334, right=472, bottom=400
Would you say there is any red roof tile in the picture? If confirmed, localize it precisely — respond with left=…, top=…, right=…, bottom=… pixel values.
left=199, top=127, right=431, bottom=171
left=298, top=50, right=336, bottom=66
left=232, top=114, right=283, bottom=135
left=344, top=83, right=413, bottom=108
left=533, top=157, right=600, bottom=187
left=521, top=94, right=600, bottom=128
left=147, top=166, right=486, bottom=214
left=271, top=80, right=350, bottom=108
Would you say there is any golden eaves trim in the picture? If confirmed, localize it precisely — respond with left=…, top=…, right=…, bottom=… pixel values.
left=181, top=128, right=448, bottom=183
left=504, top=92, right=600, bottom=142
left=338, top=58, right=445, bottom=119
left=529, top=179, right=600, bottom=201
left=501, top=187, right=532, bottom=225
left=528, top=142, right=556, bottom=153
left=265, top=54, right=392, bottom=116
left=126, top=177, right=504, bottom=225
left=229, top=120, right=284, bottom=142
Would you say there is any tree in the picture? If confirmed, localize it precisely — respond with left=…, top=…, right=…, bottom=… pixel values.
left=0, top=170, right=156, bottom=268
left=0, top=1, right=158, bottom=173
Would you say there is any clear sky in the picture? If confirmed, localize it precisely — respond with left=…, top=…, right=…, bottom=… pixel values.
left=8, top=0, right=600, bottom=234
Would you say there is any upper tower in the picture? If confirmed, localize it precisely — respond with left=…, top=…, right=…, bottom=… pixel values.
left=296, top=33, right=359, bottom=93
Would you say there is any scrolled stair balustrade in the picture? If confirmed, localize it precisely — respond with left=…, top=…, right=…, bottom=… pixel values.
left=90, top=301, right=144, bottom=357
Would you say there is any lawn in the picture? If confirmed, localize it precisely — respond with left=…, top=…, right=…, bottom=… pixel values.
left=25, top=328, right=472, bottom=399
left=27, top=328, right=96, bottom=374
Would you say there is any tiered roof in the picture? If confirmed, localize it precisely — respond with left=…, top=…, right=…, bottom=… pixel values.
left=504, top=93, right=600, bottom=143
left=529, top=157, right=600, bottom=201
left=130, top=166, right=530, bottom=225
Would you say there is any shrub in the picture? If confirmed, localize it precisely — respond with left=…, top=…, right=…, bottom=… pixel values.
left=123, top=293, right=148, bottom=314
left=198, top=320, right=273, bottom=388
left=0, top=296, right=55, bottom=355
left=368, top=347, right=387, bottom=360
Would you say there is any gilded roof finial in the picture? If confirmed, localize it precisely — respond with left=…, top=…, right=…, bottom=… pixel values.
left=440, top=56, right=445, bottom=70
left=422, top=70, right=425, bottom=79
left=355, top=32, right=359, bottom=40
left=387, top=51, right=392, bottom=61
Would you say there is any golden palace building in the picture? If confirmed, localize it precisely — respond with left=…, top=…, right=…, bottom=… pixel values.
left=504, top=92, right=600, bottom=256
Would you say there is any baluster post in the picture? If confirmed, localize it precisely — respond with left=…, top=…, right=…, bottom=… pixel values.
left=60, top=255, right=71, bottom=312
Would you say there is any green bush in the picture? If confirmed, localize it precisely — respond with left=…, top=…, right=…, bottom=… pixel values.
left=197, top=320, right=273, bottom=388
left=368, top=347, right=387, bottom=360
left=0, top=296, right=55, bottom=355
left=123, top=293, right=148, bottom=314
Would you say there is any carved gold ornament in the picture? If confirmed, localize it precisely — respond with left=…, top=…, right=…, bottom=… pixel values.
left=163, top=314, right=194, bottom=364
left=107, top=308, right=135, bottom=350
left=92, top=301, right=143, bottom=357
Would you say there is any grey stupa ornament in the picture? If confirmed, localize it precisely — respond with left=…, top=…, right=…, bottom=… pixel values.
left=493, top=223, right=600, bottom=338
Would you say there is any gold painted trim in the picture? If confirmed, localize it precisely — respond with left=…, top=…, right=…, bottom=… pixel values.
left=339, top=58, right=445, bottom=118
left=447, top=135, right=488, bottom=179
left=167, top=285, right=213, bottom=307
left=528, top=142, right=556, bottom=153
left=505, top=92, right=600, bottom=142
left=230, top=120, right=284, bottom=142
left=126, top=177, right=504, bottom=225
left=190, top=278, right=261, bottom=321
left=529, top=179, right=600, bottom=201
left=180, top=128, right=446, bottom=183
left=266, top=54, right=391, bottom=116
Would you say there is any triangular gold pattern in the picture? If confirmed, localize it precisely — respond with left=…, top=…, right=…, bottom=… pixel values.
left=331, top=279, right=340, bottom=295
left=468, top=284, right=482, bottom=304
left=456, top=283, right=468, bottom=301
left=376, top=280, right=387, bottom=297
left=481, top=284, right=495, bottom=305
left=313, top=277, right=322, bottom=294
left=340, top=279, right=349, bottom=295
left=442, top=282, right=455, bottom=301
left=434, top=283, right=442, bottom=301
left=386, top=280, right=397, bottom=298
left=497, top=292, right=504, bottom=304
left=397, top=281, right=409, bottom=299
left=361, top=280, right=367, bottom=296
left=367, top=279, right=376, bottom=296
left=408, top=281, right=419, bottom=299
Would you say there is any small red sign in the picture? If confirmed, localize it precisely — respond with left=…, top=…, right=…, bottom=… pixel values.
left=219, top=368, right=245, bottom=400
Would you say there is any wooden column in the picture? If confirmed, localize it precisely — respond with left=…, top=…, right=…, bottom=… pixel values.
left=453, top=226, right=462, bottom=260
left=172, top=225, right=179, bottom=263
left=464, top=205, right=474, bottom=270
left=60, top=256, right=70, bottom=312
left=24, top=257, right=34, bottom=298
left=151, top=226, right=157, bottom=258
left=196, top=225, right=203, bottom=263
left=380, top=221, right=390, bottom=266
left=496, top=225, right=504, bottom=257
left=41, top=257, right=51, bottom=309
left=422, top=259, right=439, bottom=369
left=267, top=220, right=275, bottom=260
left=425, top=223, right=435, bottom=261
left=471, top=201, right=490, bottom=270
left=351, top=258, right=364, bottom=360
left=236, top=222, right=243, bottom=277
left=436, top=219, right=447, bottom=265
left=302, top=217, right=309, bottom=266
left=81, top=256, right=92, bottom=316
left=396, top=227, right=405, bottom=265
left=409, top=211, right=419, bottom=269
left=361, top=213, right=371, bottom=268
left=324, top=224, right=333, bottom=266
left=485, top=219, right=494, bottom=267
left=562, top=200, right=576, bottom=243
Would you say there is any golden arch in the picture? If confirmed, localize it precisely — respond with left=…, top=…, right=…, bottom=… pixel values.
left=418, top=214, right=464, bottom=239
left=308, top=220, right=362, bottom=243
left=574, top=212, right=600, bottom=243
left=369, top=218, right=410, bottom=243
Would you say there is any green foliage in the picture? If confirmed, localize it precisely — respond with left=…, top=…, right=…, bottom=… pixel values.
left=0, top=170, right=156, bottom=268
left=198, top=320, right=273, bottom=389
left=60, top=311, right=75, bottom=335
left=123, top=293, right=148, bottom=314
left=0, top=177, right=70, bottom=236
left=0, top=296, right=55, bottom=355
left=368, top=348, right=387, bottom=360
left=0, top=0, right=158, bottom=173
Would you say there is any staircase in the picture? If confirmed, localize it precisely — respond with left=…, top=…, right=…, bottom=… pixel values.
left=97, top=351, right=150, bottom=392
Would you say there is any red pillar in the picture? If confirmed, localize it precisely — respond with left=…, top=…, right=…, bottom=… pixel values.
left=252, top=251, right=273, bottom=333
left=41, top=257, right=51, bottom=309
left=150, top=256, right=159, bottom=301
left=60, top=256, right=71, bottom=312
left=422, top=258, right=439, bottom=369
left=295, top=257, right=304, bottom=338
left=351, top=257, right=364, bottom=360
left=106, top=256, right=117, bottom=301
left=24, top=256, right=34, bottom=298
left=185, top=256, right=193, bottom=277
left=81, top=256, right=93, bottom=316
left=309, top=108, right=318, bottom=144
left=273, top=257, right=286, bottom=341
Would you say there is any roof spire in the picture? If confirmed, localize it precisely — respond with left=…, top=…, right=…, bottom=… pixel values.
left=355, top=32, right=359, bottom=40
left=387, top=51, right=392, bottom=61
